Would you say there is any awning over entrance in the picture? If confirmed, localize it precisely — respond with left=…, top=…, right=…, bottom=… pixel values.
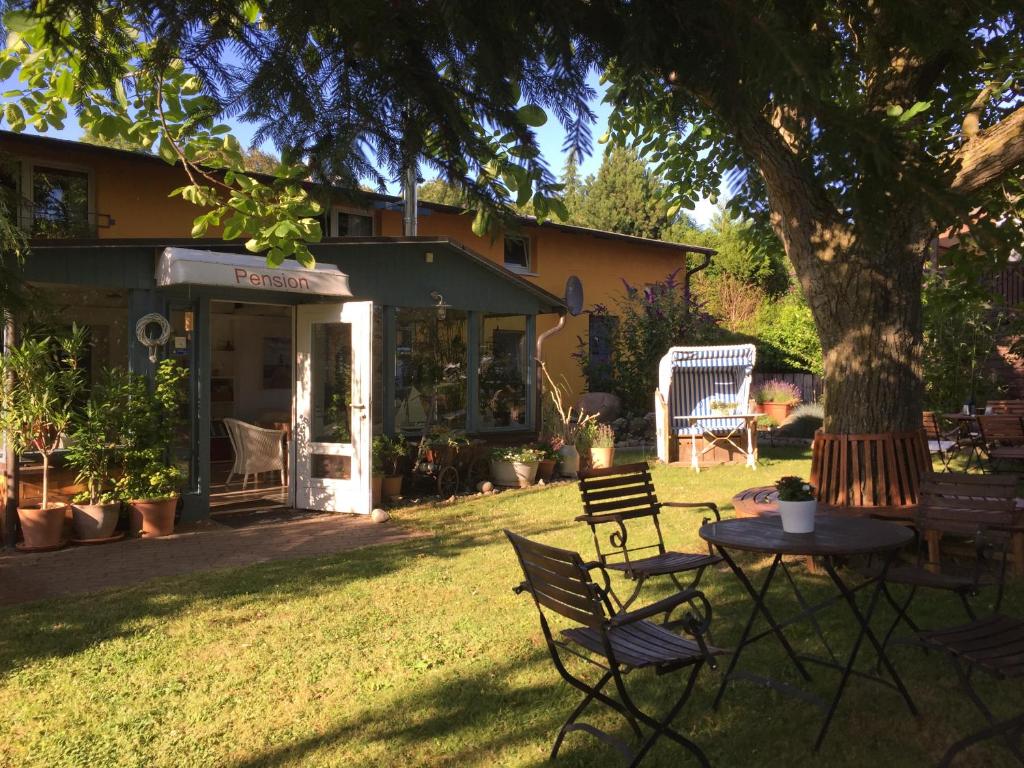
left=157, top=247, right=352, bottom=297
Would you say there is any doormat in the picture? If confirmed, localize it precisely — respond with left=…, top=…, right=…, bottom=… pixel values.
left=212, top=507, right=333, bottom=529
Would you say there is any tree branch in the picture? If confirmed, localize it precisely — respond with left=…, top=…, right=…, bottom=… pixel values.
left=951, top=105, right=1024, bottom=194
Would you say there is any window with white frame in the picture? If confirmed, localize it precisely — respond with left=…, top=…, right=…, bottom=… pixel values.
left=333, top=207, right=374, bottom=237
left=503, top=235, right=531, bottom=272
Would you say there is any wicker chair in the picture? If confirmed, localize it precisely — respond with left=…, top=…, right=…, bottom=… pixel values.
left=223, top=418, right=286, bottom=489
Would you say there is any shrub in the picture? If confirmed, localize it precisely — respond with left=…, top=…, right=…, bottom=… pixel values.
left=775, top=402, right=824, bottom=439
left=775, top=476, right=815, bottom=501
left=755, top=379, right=802, bottom=405
left=754, top=291, right=823, bottom=375
left=591, top=423, right=615, bottom=449
left=490, top=446, right=544, bottom=463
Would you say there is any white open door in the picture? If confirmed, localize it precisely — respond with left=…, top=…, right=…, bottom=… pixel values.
left=295, top=301, right=373, bottom=513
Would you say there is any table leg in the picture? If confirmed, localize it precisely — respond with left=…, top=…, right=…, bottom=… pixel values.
left=815, top=555, right=918, bottom=751
left=691, top=431, right=700, bottom=473
left=926, top=530, right=942, bottom=575
left=1013, top=532, right=1024, bottom=578
left=713, top=550, right=812, bottom=711
left=746, top=419, right=756, bottom=469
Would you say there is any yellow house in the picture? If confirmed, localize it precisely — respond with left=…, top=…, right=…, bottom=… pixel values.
left=0, top=131, right=713, bottom=522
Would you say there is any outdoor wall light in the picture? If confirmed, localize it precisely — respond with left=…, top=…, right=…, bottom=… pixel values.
left=430, top=290, right=450, bottom=320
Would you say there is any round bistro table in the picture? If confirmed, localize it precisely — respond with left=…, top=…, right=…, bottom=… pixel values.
left=700, top=516, right=918, bottom=751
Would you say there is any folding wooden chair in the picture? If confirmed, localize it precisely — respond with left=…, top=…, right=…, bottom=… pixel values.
left=876, top=473, right=1017, bottom=655
left=506, top=530, right=723, bottom=767
left=916, top=615, right=1024, bottom=767
left=576, top=462, right=721, bottom=630
left=922, top=411, right=965, bottom=471
left=977, top=415, right=1024, bottom=472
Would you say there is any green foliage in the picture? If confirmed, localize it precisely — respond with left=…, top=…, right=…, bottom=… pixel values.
left=114, top=360, right=187, bottom=501
left=775, top=475, right=815, bottom=502
left=417, top=179, right=467, bottom=208
left=66, top=368, right=128, bottom=505
left=921, top=250, right=1017, bottom=413
left=591, top=423, right=615, bottom=449
left=489, top=446, right=543, bottom=463
left=579, top=271, right=721, bottom=414
left=701, top=208, right=789, bottom=294
left=754, top=292, right=823, bottom=375
left=755, top=379, right=802, bottom=405
left=241, top=147, right=282, bottom=176
left=0, top=324, right=86, bottom=508
left=573, top=147, right=673, bottom=239
left=372, top=435, right=407, bottom=476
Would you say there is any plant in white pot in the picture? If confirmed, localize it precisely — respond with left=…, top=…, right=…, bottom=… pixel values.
left=0, top=326, right=87, bottom=549
left=490, top=446, right=544, bottom=488
left=115, top=360, right=187, bottom=538
left=775, top=475, right=817, bottom=533
left=539, top=362, right=597, bottom=479
left=66, top=369, right=127, bottom=541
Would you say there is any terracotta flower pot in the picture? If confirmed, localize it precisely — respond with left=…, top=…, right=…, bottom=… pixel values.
left=129, top=497, right=177, bottom=538
left=763, top=402, right=794, bottom=424
left=590, top=446, right=615, bottom=470
left=536, top=459, right=557, bottom=483
left=490, top=460, right=539, bottom=488
left=372, top=474, right=383, bottom=506
left=18, top=504, right=68, bottom=549
left=382, top=475, right=403, bottom=501
left=72, top=501, right=121, bottom=540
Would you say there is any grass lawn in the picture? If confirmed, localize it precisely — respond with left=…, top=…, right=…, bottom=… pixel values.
left=2, top=446, right=1022, bottom=767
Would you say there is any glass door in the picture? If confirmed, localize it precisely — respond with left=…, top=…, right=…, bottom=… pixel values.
left=295, top=302, right=373, bottom=513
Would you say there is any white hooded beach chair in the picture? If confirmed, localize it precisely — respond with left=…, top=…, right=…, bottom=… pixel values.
left=654, top=344, right=758, bottom=470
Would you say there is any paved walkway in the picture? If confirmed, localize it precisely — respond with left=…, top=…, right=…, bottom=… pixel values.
left=0, top=515, right=423, bottom=607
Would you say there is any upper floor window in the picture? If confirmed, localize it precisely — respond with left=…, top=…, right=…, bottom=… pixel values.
left=0, top=159, right=19, bottom=226
left=31, top=166, right=91, bottom=238
left=504, top=235, right=531, bottom=272
left=334, top=208, right=374, bottom=237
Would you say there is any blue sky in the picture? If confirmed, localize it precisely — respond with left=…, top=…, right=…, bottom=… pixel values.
left=4, top=71, right=720, bottom=226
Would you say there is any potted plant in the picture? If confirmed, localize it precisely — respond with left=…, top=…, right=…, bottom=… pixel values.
left=116, top=360, right=187, bottom=538
left=535, top=441, right=559, bottom=483
left=775, top=475, right=817, bottom=533
left=756, top=380, right=802, bottom=424
left=539, top=362, right=598, bottom=479
left=490, top=446, right=543, bottom=488
left=590, top=423, right=616, bottom=469
left=66, top=369, right=126, bottom=541
left=371, top=435, right=386, bottom=506
left=0, top=327, right=87, bottom=549
left=378, top=434, right=406, bottom=501
left=709, top=399, right=738, bottom=417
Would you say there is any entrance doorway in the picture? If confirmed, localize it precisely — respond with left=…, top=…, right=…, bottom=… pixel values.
left=208, top=301, right=293, bottom=520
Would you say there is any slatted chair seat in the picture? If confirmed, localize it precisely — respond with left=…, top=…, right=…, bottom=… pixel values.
left=604, top=552, right=720, bottom=578
left=577, top=462, right=722, bottom=630
left=871, top=563, right=981, bottom=592
left=564, top=623, right=716, bottom=669
left=506, top=530, right=722, bottom=767
left=914, top=615, right=1024, bottom=766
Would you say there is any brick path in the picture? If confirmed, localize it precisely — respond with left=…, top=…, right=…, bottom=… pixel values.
left=0, top=515, right=423, bottom=607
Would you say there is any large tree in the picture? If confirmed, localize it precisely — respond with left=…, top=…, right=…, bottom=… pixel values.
left=592, top=2, right=1023, bottom=432
left=575, top=146, right=672, bottom=239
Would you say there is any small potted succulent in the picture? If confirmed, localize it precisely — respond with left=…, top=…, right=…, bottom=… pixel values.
left=66, top=370, right=128, bottom=541
left=756, top=380, right=802, bottom=424
left=490, top=446, right=544, bottom=488
left=589, top=423, right=616, bottom=469
left=775, top=475, right=817, bottom=533
left=0, top=326, right=87, bottom=549
left=117, top=360, right=187, bottom=538
left=709, top=399, right=738, bottom=417
left=377, top=434, right=406, bottom=501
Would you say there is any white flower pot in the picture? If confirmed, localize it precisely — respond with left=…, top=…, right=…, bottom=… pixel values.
left=778, top=499, right=817, bottom=533
left=490, top=460, right=539, bottom=488
left=557, top=445, right=580, bottom=478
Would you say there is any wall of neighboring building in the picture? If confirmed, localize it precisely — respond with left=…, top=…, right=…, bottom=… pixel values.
left=2, top=133, right=694, bottom=413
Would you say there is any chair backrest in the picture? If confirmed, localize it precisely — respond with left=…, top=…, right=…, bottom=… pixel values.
left=505, top=530, right=606, bottom=629
left=918, top=473, right=1020, bottom=536
left=986, top=400, right=1024, bottom=415
left=977, top=415, right=1024, bottom=444
left=657, top=344, right=756, bottom=436
left=577, top=462, right=665, bottom=566
left=921, top=411, right=944, bottom=441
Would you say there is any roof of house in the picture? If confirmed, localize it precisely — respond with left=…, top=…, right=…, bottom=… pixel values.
left=1, top=130, right=716, bottom=256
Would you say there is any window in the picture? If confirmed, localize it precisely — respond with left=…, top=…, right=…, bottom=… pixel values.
left=31, top=166, right=91, bottom=238
left=586, top=314, right=618, bottom=392
left=479, top=314, right=527, bottom=429
left=393, top=308, right=468, bottom=433
left=504, top=236, right=531, bottom=271
left=0, top=159, right=20, bottom=226
left=334, top=208, right=374, bottom=237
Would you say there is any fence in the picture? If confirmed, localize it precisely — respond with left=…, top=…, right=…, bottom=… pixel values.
left=752, top=371, right=823, bottom=403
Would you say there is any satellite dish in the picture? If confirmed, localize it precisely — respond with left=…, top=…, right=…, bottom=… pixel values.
left=565, top=275, right=584, bottom=316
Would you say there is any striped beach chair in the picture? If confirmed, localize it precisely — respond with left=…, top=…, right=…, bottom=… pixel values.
left=655, top=344, right=758, bottom=469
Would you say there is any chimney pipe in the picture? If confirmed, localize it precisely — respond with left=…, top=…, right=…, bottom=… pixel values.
left=403, top=164, right=418, bottom=237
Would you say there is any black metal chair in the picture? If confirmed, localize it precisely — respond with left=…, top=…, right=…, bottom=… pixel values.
left=506, top=530, right=722, bottom=767
left=875, top=474, right=1017, bottom=655
left=916, top=615, right=1024, bottom=767
left=576, top=462, right=721, bottom=629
